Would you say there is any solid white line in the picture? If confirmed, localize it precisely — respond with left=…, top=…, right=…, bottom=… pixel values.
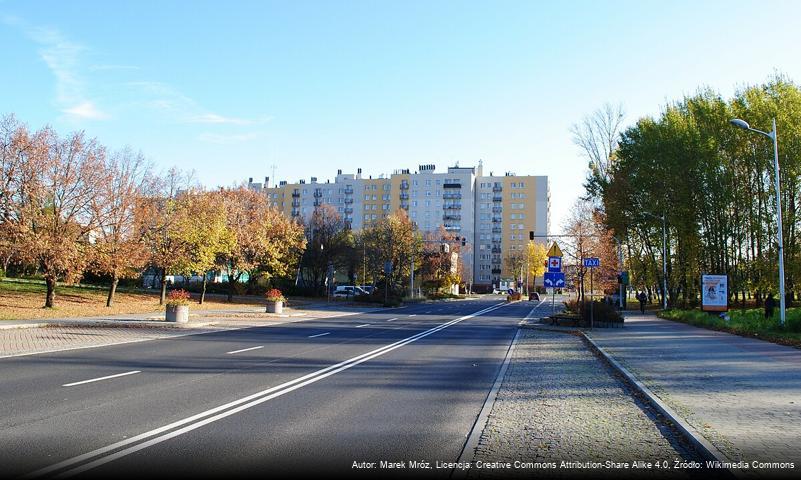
left=308, top=332, right=330, bottom=338
left=30, top=302, right=507, bottom=479
left=62, top=371, right=141, bottom=387
left=225, top=346, right=264, bottom=355
left=387, top=318, right=398, bottom=322
left=355, top=324, right=370, bottom=328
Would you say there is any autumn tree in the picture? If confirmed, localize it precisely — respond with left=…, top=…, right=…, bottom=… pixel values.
left=361, top=210, right=422, bottom=297
left=90, top=148, right=153, bottom=307
left=298, top=204, right=353, bottom=294
left=219, top=187, right=306, bottom=301
left=140, top=168, right=196, bottom=305
left=13, top=128, right=108, bottom=307
left=172, top=190, right=233, bottom=304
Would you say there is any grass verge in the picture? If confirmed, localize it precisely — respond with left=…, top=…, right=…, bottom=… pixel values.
left=0, top=280, right=266, bottom=321
left=659, top=307, right=801, bottom=348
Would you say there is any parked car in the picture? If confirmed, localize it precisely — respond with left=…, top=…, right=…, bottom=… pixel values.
left=333, top=286, right=367, bottom=297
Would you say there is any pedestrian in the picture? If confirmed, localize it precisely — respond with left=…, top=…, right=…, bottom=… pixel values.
left=765, top=293, right=776, bottom=319
left=638, top=291, right=647, bottom=314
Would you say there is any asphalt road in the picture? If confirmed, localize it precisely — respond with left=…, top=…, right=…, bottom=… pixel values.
left=1, top=297, right=546, bottom=478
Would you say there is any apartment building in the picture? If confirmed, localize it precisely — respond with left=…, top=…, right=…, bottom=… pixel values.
left=247, top=163, right=548, bottom=290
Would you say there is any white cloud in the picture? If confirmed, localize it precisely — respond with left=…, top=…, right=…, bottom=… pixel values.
left=63, top=101, right=109, bottom=120
left=4, top=17, right=109, bottom=121
left=197, top=132, right=262, bottom=144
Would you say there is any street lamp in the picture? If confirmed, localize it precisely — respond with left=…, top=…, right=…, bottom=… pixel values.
left=730, top=117, right=785, bottom=326
left=644, top=211, right=668, bottom=310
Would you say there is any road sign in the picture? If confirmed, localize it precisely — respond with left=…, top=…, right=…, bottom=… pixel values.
left=583, top=257, right=600, bottom=268
left=544, top=272, right=565, bottom=288
left=384, top=261, right=393, bottom=275
left=546, top=242, right=562, bottom=258
left=547, top=256, right=562, bottom=273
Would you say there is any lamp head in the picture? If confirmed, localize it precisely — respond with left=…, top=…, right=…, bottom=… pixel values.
left=729, top=118, right=751, bottom=130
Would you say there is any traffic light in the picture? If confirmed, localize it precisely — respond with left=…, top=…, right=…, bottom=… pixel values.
left=461, top=237, right=466, bottom=247
left=529, top=231, right=534, bottom=241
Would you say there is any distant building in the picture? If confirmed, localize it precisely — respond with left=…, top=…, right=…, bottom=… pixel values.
left=247, top=162, right=549, bottom=290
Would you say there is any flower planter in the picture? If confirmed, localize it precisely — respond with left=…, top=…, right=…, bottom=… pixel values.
left=266, top=301, right=283, bottom=314
left=166, top=304, right=189, bottom=323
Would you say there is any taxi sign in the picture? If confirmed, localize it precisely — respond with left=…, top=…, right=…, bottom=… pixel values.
left=546, top=242, right=562, bottom=258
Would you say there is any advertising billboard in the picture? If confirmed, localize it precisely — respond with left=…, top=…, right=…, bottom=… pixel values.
left=701, top=274, right=728, bottom=312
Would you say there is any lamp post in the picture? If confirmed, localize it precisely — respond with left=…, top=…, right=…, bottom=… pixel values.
left=730, top=118, right=785, bottom=326
left=644, top=211, right=668, bottom=310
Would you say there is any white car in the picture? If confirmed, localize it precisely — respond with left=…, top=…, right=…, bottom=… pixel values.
left=333, top=286, right=367, bottom=297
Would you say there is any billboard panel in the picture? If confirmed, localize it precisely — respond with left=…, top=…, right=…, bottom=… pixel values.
left=701, top=274, right=728, bottom=312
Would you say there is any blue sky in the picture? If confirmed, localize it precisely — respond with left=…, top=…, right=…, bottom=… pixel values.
left=2, top=0, right=801, bottom=228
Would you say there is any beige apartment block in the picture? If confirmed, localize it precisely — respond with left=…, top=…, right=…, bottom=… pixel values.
left=248, top=164, right=548, bottom=290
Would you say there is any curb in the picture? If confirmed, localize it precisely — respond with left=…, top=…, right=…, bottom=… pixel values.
left=452, top=328, right=522, bottom=479
left=525, top=322, right=740, bottom=478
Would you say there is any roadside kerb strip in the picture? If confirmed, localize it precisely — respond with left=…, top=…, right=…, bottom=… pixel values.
left=454, top=328, right=522, bottom=479
left=25, top=302, right=507, bottom=479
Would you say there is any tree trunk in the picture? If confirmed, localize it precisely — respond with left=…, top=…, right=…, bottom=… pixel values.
left=44, top=275, right=56, bottom=308
left=106, top=275, right=119, bottom=307
left=160, top=268, right=168, bottom=305
left=200, top=277, right=207, bottom=305
left=228, top=273, right=240, bottom=302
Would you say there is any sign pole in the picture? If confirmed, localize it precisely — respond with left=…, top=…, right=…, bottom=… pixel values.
left=590, top=267, right=594, bottom=330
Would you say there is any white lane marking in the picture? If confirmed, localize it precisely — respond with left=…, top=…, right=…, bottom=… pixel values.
left=425, top=311, right=432, bottom=314
left=408, top=314, right=417, bottom=317
left=355, top=324, right=370, bottom=328
left=62, top=371, right=141, bottom=387
left=387, top=318, right=398, bottom=322
left=30, top=302, right=507, bottom=479
left=226, top=346, right=264, bottom=355
left=308, top=332, right=331, bottom=338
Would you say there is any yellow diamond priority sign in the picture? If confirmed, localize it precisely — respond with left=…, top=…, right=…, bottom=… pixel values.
left=546, top=242, right=562, bottom=258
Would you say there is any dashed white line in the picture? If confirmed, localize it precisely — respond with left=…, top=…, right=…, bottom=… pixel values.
left=226, top=346, right=264, bottom=355
left=29, top=302, right=508, bottom=479
left=409, top=314, right=417, bottom=317
left=387, top=318, right=398, bottom=322
left=62, top=371, right=141, bottom=387
left=308, top=332, right=331, bottom=338
left=356, top=324, right=370, bottom=328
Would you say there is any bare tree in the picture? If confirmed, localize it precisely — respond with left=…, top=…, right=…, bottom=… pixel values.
left=571, top=102, right=625, bottom=200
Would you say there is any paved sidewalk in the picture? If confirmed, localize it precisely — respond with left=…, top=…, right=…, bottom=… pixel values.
left=587, top=313, right=801, bottom=473
left=0, top=305, right=380, bottom=358
left=468, top=329, right=700, bottom=479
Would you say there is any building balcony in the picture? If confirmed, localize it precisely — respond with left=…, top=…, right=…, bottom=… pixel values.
left=492, top=207, right=502, bottom=214
left=344, top=198, right=353, bottom=204
left=292, top=192, right=300, bottom=198
left=443, top=193, right=462, bottom=199
left=344, top=188, right=354, bottom=194
left=313, top=200, right=322, bottom=207
left=344, top=207, right=354, bottom=214
left=444, top=204, right=461, bottom=209
left=443, top=214, right=461, bottom=221
left=491, top=247, right=502, bottom=254
left=400, top=192, right=410, bottom=200
left=291, top=210, right=300, bottom=217
left=492, top=216, right=502, bottom=223
left=492, top=185, right=502, bottom=193
left=444, top=225, right=462, bottom=232
left=443, top=183, right=461, bottom=189
left=491, top=268, right=502, bottom=274
left=400, top=202, right=409, bottom=210
left=492, top=195, right=502, bottom=202
left=291, top=201, right=301, bottom=207
left=313, top=190, right=322, bottom=198
left=492, top=227, right=502, bottom=234
left=400, top=182, right=409, bottom=190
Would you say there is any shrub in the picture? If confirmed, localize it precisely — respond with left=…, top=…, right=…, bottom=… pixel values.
left=166, top=289, right=191, bottom=307
left=265, top=288, right=285, bottom=303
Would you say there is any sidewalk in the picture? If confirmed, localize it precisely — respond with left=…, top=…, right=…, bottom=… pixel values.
left=586, top=312, right=801, bottom=469
left=0, top=303, right=381, bottom=358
